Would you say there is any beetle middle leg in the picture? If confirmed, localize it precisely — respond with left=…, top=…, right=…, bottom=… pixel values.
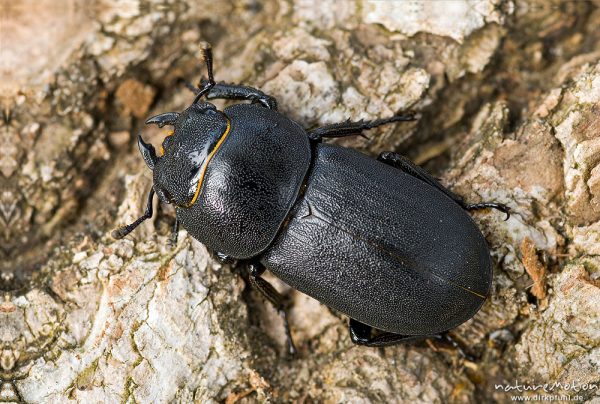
left=377, top=151, right=511, bottom=220
left=247, top=261, right=297, bottom=355
left=308, top=113, right=417, bottom=141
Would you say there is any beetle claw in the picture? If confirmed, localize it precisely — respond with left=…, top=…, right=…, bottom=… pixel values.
left=111, top=226, right=129, bottom=240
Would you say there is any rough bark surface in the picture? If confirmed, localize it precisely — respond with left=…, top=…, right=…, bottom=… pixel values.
left=1, top=1, right=600, bottom=403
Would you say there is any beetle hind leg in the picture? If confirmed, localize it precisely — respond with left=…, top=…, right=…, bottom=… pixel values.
left=348, top=318, right=440, bottom=347
left=247, top=261, right=297, bottom=355
left=348, top=319, right=437, bottom=347
left=377, top=151, right=511, bottom=220
left=349, top=320, right=476, bottom=359
left=464, top=202, right=511, bottom=218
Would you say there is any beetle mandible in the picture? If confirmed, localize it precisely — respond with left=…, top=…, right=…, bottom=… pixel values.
left=113, top=45, right=510, bottom=355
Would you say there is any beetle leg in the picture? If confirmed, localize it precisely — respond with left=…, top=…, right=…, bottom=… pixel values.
left=247, top=261, right=297, bottom=355
left=349, top=320, right=476, bottom=359
left=112, top=189, right=155, bottom=239
left=464, top=202, right=511, bottom=220
left=348, top=318, right=438, bottom=347
left=308, top=113, right=417, bottom=141
left=377, top=151, right=511, bottom=220
left=213, top=251, right=234, bottom=264
left=185, top=80, right=278, bottom=110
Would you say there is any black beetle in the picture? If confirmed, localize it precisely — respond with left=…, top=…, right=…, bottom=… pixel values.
left=113, top=45, right=509, bottom=355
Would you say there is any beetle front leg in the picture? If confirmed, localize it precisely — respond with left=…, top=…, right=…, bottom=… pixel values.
left=308, top=113, right=417, bottom=141
left=247, top=261, right=297, bottom=355
left=377, top=151, right=511, bottom=220
left=186, top=43, right=276, bottom=109
left=185, top=80, right=278, bottom=110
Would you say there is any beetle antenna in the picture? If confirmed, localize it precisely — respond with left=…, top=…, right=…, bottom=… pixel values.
left=192, top=44, right=216, bottom=104
left=112, top=189, right=156, bottom=239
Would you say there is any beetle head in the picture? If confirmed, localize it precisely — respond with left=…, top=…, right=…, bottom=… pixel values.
left=141, top=102, right=229, bottom=207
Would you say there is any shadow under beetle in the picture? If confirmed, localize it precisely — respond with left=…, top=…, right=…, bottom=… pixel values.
left=113, top=45, right=510, bottom=355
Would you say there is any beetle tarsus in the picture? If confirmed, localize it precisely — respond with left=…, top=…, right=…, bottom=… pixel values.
left=111, top=227, right=129, bottom=240
left=112, top=189, right=155, bottom=239
left=466, top=202, right=511, bottom=221
left=248, top=261, right=297, bottom=356
left=308, top=113, right=417, bottom=141
left=348, top=318, right=436, bottom=347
